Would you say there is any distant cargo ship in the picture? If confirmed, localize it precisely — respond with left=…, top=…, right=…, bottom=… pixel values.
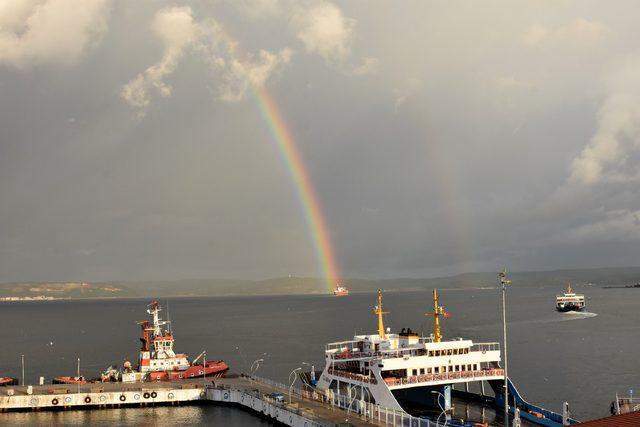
left=556, top=285, right=585, bottom=312
left=333, top=284, right=349, bottom=296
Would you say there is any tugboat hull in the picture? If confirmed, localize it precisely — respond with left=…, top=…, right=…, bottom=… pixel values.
left=148, top=361, right=229, bottom=381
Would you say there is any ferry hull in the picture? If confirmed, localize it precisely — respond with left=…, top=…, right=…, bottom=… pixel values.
left=390, top=384, right=444, bottom=413
left=556, top=304, right=585, bottom=312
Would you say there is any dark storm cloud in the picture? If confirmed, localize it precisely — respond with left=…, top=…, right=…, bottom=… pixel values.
left=2, top=1, right=640, bottom=282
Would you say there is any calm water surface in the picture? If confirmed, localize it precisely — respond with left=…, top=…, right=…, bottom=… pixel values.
left=0, top=283, right=637, bottom=425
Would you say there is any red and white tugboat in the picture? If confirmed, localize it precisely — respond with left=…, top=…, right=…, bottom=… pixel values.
left=134, top=301, right=228, bottom=381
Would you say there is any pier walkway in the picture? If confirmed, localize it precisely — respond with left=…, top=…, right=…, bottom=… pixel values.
left=0, top=375, right=445, bottom=427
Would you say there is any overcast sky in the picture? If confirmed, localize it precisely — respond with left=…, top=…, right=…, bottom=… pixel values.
left=2, top=0, right=640, bottom=282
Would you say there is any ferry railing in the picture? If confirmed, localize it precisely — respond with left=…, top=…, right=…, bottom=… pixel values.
left=384, top=368, right=505, bottom=386
left=328, top=342, right=501, bottom=361
left=328, top=368, right=377, bottom=384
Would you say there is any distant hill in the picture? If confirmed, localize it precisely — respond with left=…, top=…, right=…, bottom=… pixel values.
left=2, top=267, right=640, bottom=299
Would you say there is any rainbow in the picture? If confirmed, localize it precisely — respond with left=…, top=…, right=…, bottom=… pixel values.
left=212, top=25, right=341, bottom=292
left=251, top=86, right=341, bottom=292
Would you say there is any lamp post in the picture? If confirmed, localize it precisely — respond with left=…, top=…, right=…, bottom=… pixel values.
left=250, top=358, right=264, bottom=382
left=431, top=390, right=448, bottom=426
left=289, top=367, right=302, bottom=404
left=499, top=269, right=512, bottom=427
left=21, top=355, right=24, bottom=386
left=203, top=351, right=207, bottom=389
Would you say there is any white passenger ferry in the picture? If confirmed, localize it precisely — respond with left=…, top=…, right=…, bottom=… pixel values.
left=555, top=285, right=585, bottom=312
left=315, top=289, right=503, bottom=411
left=309, top=289, right=578, bottom=426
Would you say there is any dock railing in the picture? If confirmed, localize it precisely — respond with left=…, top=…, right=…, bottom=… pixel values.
left=250, top=374, right=448, bottom=427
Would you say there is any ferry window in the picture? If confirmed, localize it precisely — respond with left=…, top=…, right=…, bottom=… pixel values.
left=447, top=349, right=452, bottom=356
left=420, top=368, right=425, bottom=375
left=412, top=369, right=417, bottom=376
left=427, top=368, right=432, bottom=374
left=461, top=365, right=466, bottom=372
left=434, top=367, right=439, bottom=373
left=474, top=364, right=478, bottom=371
left=429, top=351, right=434, bottom=357
left=455, top=365, right=459, bottom=371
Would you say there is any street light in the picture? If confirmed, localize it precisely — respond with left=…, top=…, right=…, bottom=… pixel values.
left=431, top=390, right=449, bottom=426
left=288, top=367, right=302, bottom=404
left=250, top=358, right=264, bottom=380
left=346, top=384, right=360, bottom=423
left=499, top=269, right=512, bottom=427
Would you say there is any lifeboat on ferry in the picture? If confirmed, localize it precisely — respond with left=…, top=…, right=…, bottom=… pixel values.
left=52, top=376, right=90, bottom=385
left=0, top=377, right=18, bottom=386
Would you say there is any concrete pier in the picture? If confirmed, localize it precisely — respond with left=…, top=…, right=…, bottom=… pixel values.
left=0, top=376, right=442, bottom=426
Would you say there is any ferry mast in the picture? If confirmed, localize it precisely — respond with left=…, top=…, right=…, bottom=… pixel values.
left=426, top=289, right=446, bottom=342
left=373, top=289, right=388, bottom=339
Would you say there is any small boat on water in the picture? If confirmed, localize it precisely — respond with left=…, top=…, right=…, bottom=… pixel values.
left=333, top=284, right=349, bottom=296
left=0, top=377, right=18, bottom=386
left=52, top=376, right=88, bottom=385
left=556, top=285, right=585, bottom=312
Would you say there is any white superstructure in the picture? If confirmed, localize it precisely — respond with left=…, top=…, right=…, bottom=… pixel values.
left=315, top=289, right=504, bottom=411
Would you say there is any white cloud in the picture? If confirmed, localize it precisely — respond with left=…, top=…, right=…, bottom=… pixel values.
left=0, top=0, right=110, bottom=68
left=218, top=48, right=293, bottom=102
left=569, top=55, right=640, bottom=185
left=523, top=18, right=606, bottom=47
left=349, top=56, right=379, bottom=76
left=122, top=6, right=293, bottom=114
left=290, top=0, right=354, bottom=65
left=121, top=6, right=198, bottom=111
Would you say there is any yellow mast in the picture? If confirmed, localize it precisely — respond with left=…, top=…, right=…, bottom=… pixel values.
left=426, top=289, right=445, bottom=342
left=373, top=289, right=388, bottom=339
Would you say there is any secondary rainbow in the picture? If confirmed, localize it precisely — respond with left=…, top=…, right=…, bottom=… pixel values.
left=252, top=86, right=341, bottom=292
